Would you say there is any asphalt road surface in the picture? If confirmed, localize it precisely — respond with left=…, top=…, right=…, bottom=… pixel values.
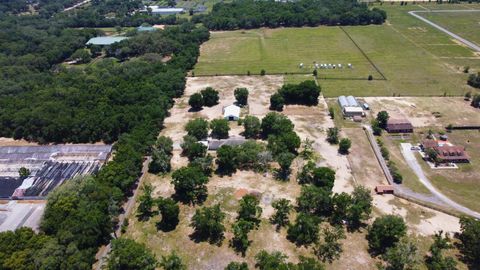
left=400, top=143, right=480, bottom=219
left=409, top=10, right=480, bottom=52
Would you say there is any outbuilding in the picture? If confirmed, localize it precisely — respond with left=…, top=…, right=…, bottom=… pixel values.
left=386, top=118, right=413, bottom=133
left=86, top=36, right=128, bottom=46
left=223, top=105, right=240, bottom=121
left=375, top=185, right=394, bottom=194
left=343, top=106, right=364, bottom=117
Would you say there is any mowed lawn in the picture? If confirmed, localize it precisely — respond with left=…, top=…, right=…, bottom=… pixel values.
left=421, top=11, right=480, bottom=47
left=422, top=130, right=480, bottom=213
left=195, top=27, right=382, bottom=79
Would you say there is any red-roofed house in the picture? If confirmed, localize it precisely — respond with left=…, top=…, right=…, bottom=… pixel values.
left=421, top=140, right=470, bottom=163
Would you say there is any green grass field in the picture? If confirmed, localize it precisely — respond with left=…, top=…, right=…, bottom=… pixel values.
left=195, top=27, right=383, bottom=79
left=421, top=11, right=480, bottom=47
left=194, top=3, right=480, bottom=97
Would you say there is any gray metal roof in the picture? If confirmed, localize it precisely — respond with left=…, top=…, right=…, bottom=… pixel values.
left=338, top=96, right=348, bottom=108
left=347, top=96, right=359, bottom=107
left=86, top=36, right=128, bottom=45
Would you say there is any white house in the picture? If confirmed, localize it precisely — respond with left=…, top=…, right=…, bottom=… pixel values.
left=223, top=105, right=240, bottom=121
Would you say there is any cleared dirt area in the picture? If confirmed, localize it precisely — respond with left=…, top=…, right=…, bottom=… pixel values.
left=365, top=97, right=480, bottom=127
left=126, top=76, right=467, bottom=270
left=343, top=128, right=460, bottom=236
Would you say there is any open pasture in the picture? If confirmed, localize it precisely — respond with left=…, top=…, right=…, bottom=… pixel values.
left=195, top=3, right=480, bottom=97
left=195, top=27, right=382, bottom=79
left=420, top=11, right=480, bottom=47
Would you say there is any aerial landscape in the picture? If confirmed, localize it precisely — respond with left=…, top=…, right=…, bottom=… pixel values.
left=0, top=0, right=479, bottom=269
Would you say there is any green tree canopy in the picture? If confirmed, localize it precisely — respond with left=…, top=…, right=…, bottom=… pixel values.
left=216, top=145, right=238, bottom=175
left=338, top=138, right=351, bottom=155
left=367, top=215, right=407, bottom=255
left=377, top=111, right=390, bottom=129
left=107, top=238, right=157, bottom=270
left=210, top=118, right=230, bottom=139
left=458, top=216, right=480, bottom=266
left=287, top=213, right=320, bottom=246
left=185, top=118, right=209, bottom=140
left=270, top=198, right=292, bottom=229
left=238, top=194, right=262, bottom=226
left=171, top=166, right=208, bottom=204
left=157, top=197, right=179, bottom=231
left=242, top=115, right=261, bottom=139
left=191, top=204, right=226, bottom=244
left=201, top=87, right=219, bottom=107
left=160, top=251, right=187, bottom=270
left=269, top=93, right=285, bottom=111
left=234, top=88, right=249, bottom=106
left=189, top=93, right=204, bottom=111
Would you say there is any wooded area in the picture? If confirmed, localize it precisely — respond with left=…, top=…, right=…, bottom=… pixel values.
left=194, top=0, right=387, bottom=30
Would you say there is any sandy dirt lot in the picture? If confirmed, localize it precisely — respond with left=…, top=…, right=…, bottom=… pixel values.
left=343, top=128, right=460, bottom=236
left=364, top=97, right=480, bottom=127
left=127, top=76, right=469, bottom=270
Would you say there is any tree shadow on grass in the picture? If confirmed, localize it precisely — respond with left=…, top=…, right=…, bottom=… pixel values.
left=156, top=220, right=178, bottom=233
left=189, top=231, right=224, bottom=247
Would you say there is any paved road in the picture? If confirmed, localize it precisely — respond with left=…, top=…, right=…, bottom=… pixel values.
left=400, top=143, right=480, bottom=219
left=409, top=10, right=480, bottom=52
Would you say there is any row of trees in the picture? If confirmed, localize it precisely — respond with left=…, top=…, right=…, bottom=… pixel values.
left=195, top=0, right=387, bottom=30
left=270, top=80, right=321, bottom=111
left=326, top=127, right=352, bottom=154
left=189, top=87, right=249, bottom=111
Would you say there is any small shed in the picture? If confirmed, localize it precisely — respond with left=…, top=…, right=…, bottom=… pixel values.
left=223, top=105, right=240, bottom=121
left=343, top=106, right=364, bottom=117
left=375, top=185, right=394, bottom=194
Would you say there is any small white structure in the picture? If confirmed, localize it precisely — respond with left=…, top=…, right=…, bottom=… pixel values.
left=343, top=106, right=364, bottom=117
left=299, top=63, right=304, bottom=68
left=223, top=105, right=240, bottom=121
left=347, top=63, right=353, bottom=68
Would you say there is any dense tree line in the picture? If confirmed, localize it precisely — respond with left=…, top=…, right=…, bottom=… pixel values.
left=0, top=23, right=209, bottom=143
left=195, top=0, right=387, bottom=30
left=0, top=20, right=208, bottom=269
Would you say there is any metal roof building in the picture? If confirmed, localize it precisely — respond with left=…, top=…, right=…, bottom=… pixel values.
left=338, top=96, right=348, bottom=108
left=223, top=105, right=240, bottom=121
left=347, top=96, right=359, bottom=107
left=86, top=36, right=128, bottom=46
left=343, top=106, right=364, bottom=117
left=137, top=25, right=156, bottom=32
left=142, top=6, right=184, bottom=15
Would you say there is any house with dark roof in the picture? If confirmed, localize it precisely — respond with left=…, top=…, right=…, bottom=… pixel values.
left=207, top=137, right=247, bottom=150
left=386, top=118, right=413, bottom=133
